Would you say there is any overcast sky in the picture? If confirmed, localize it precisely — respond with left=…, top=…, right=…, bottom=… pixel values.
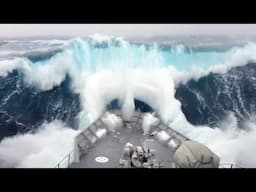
left=0, top=24, right=256, bottom=38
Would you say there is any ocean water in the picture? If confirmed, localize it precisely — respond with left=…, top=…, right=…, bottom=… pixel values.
left=0, top=35, right=256, bottom=167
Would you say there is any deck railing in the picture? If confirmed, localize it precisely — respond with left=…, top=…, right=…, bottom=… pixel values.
left=219, top=163, right=245, bottom=168
left=54, top=149, right=75, bottom=168
left=53, top=111, right=247, bottom=169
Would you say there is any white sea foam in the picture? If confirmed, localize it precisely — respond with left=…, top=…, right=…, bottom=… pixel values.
left=101, top=112, right=122, bottom=132
left=142, top=113, right=160, bottom=135
left=1, top=35, right=256, bottom=167
left=0, top=120, right=78, bottom=168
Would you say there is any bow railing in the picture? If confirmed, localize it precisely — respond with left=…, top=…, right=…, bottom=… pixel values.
left=219, top=163, right=246, bottom=168
left=54, top=149, right=75, bottom=168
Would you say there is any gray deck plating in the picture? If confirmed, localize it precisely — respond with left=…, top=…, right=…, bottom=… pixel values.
left=70, top=110, right=188, bottom=168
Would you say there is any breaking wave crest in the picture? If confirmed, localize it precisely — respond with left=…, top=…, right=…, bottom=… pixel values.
left=1, top=35, right=256, bottom=167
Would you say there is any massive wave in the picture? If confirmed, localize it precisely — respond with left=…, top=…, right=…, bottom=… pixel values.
left=1, top=34, right=256, bottom=167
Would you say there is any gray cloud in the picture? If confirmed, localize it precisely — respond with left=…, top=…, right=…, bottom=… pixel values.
left=0, top=24, right=256, bottom=38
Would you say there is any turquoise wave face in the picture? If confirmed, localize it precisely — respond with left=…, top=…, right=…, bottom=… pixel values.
left=51, top=37, right=254, bottom=73
left=28, top=37, right=256, bottom=82
left=2, top=37, right=256, bottom=168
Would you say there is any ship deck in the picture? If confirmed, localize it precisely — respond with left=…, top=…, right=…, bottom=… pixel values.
left=70, top=110, right=188, bottom=168
left=70, top=123, right=175, bottom=168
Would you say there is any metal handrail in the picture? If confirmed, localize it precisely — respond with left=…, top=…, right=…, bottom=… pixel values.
left=219, top=163, right=246, bottom=168
left=54, top=111, right=248, bottom=169
left=54, top=149, right=75, bottom=168
left=54, top=115, right=101, bottom=168
left=54, top=110, right=118, bottom=168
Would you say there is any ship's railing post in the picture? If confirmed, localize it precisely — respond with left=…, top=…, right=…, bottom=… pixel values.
left=54, top=149, right=75, bottom=168
left=54, top=115, right=100, bottom=168
left=219, top=163, right=246, bottom=168
left=68, top=153, right=71, bottom=167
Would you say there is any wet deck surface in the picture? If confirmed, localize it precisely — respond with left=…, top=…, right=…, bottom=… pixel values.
left=70, top=123, right=175, bottom=168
